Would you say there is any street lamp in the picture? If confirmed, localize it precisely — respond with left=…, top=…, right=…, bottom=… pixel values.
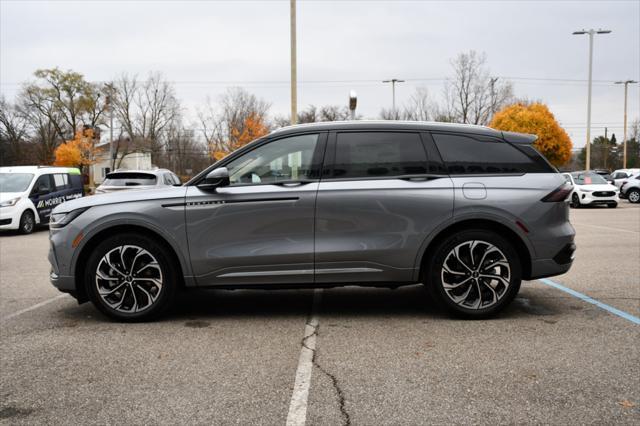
left=348, top=90, right=357, bottom=120
left=382, top=78, right=404, bottom=116
left=614, top=80, right=638, bottom=168
left=573, top=28, right=611, bottom=170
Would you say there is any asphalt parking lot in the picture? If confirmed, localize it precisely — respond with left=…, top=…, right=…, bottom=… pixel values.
left=1, top=203, right=639, bottom=425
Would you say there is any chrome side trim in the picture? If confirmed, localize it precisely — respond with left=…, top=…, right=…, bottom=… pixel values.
left=216, top=267, right=383, bottom=278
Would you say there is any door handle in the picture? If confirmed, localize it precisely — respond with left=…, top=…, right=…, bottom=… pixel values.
left=274, top=180, right=313, bottom=187
left=400, top=175, right=444, bottom=182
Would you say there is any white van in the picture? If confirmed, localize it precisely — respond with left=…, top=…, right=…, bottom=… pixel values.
left=0, top=166, right=84, bottom=234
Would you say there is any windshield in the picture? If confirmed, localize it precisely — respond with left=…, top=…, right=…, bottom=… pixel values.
left=572, top=172, right=607, bottom=185
left=0, top=173, right=34, bottom=193
left=102, top=172, right=157, bottom=187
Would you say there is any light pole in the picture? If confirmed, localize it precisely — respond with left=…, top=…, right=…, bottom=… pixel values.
left=573, top=28, right=611, bottom=170
left=382, top=78, right=404, bottom=116
left=614, top=80, right=637, bottom=168
left=105, top=83, right=115, bottom=171
left=290, top=0, right=297, bottom=125
left=349, top=90, right=357, bottom=120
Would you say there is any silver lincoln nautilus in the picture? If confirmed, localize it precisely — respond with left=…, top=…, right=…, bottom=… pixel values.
left=48, top=121, right=576, bottom=321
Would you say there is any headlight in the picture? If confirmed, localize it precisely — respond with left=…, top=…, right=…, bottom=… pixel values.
left=49, top=207, right=90, bottom=229
left=0, top=197, right=20, bottom=207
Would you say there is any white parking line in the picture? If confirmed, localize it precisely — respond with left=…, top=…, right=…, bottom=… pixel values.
left=575, top=223, right=640, bottom=234
left=286, top=289, right=322, bottom=426
left=1, top=294, right=67, bottom=321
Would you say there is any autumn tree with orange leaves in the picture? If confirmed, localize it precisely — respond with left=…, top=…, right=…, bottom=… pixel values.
left=53, top=127, right=100, bottom=168
left=490, top=102, right=572, bottom=167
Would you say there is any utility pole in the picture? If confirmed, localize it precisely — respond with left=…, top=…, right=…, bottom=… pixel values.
left=572, top=28, right=611, bottom=170
left=382, top=79, right=404, bottom=116
left=489, top=77, right=499, bottom=116
left=290, top=0, right=297, bottom=125
left=105, top=83, right=115, bottom=171
left=615, top=80, right=638, bottom=168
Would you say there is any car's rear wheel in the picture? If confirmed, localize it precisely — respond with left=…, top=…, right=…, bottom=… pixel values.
left=628, top=189, right=640, bottom=204
left=570, top=193, right=581, bottom=208
left=426, top=230, right=522, bottom=319
left=19, top=210, right=35, bottom=234
left=85, top=233, right=177, bottom=322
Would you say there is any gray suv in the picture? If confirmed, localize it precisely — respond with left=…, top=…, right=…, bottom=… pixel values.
left=48, top=121, right=576, bottom=321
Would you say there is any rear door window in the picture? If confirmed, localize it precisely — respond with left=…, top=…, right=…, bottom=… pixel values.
left=432, top=133, right=553, bottom=175
left=53, top=173, right=69, bottom=190
left=331, top=132, right=427, bottom=179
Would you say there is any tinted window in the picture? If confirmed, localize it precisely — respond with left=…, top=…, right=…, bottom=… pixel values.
left=163, top=174, right=174, bottom=185
left=32, top=175, right=53, bottom=195
left=332, top=132, right=427, bottom=179
left=226, top=134, right=319, bottom=185
left=433, top=133, right=552, bottom=174
left=103, top=172, right=157, bottom=186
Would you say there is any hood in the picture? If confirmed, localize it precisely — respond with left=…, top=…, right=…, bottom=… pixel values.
left=53, top=186, right=187, bottom=214
left=577, top=183, right=618, bottom=191
left=0, top=192, right=25, bottom=203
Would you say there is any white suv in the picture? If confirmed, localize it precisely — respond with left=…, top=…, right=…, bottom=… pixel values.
left=563, top=171, right=619, bottom=208
left=0, top=166, right=84, bottom=234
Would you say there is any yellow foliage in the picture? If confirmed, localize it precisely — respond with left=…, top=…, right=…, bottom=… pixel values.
left=54, top=128, right=100, bottom=168
left=490, top=102, right=573, bottom=167
left=229, top=113, right=269, bottom=151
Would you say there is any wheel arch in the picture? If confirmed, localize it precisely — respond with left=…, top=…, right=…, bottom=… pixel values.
left=417, top=218, right=533, bottom=282
left=73, top=224, right=186, bottom=303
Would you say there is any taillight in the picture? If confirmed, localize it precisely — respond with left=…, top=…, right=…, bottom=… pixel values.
left=542, top=182, right=573, bottom=202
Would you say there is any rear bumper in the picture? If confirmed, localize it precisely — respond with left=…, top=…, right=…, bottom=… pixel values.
left=529, top=242, right=576, bottom=280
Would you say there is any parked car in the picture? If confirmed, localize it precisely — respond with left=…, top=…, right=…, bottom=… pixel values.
left=611, top=168, right=640, bottom=197
left=563, top=171, right=619, bottom=208
left=0, top=166, right=84, bottom=234
left=48, top=121, right=576, bottom=321
left=620, top=174, right=640, bottom=203
left=95, top=169, right=181, bottom=194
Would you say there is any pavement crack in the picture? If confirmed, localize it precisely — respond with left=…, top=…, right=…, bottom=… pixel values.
left=301, top=320, right=351, bottom=426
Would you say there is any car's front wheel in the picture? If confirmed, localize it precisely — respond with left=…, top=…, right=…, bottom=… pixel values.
left=19, top=210, right=35, bottom=234
left=85, top=233, right=177, bottom=322
left=570, top=193, right=581, bottom=208
left=628, top=189, right=640, bottom=204
left=426, top=230, right=522, bottom=319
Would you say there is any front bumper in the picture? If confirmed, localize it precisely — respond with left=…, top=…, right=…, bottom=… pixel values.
left=579, top=192, right=619, bottom=205
left=0, top=207, right=21, bottom=230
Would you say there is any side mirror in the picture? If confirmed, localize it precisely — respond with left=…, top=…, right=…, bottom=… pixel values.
left=197, top=167, right=230, bottom=192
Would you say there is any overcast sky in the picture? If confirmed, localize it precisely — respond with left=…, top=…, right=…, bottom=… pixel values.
left=1, top=0, right=639, bottom=148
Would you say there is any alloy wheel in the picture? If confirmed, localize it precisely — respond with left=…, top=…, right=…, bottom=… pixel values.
left=629, top=190, right=640, bottom=203
left=95, top=245, right=163, bottom=313
left=22, top=213, right=34, bottom=233
left=440, top=240, right=511, bottom=310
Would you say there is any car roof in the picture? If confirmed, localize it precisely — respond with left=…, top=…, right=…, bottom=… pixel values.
left=0, top=166, right=80, bottom=174
left=270, top=120, right=537, bottom=143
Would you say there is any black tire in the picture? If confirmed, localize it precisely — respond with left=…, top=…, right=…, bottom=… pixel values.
left=607, top=202, right=618, bottom=208
left=426, top=229, right=522, bottom=319
left=85, top=233, right=178, bottom=322
left=628, top=189, right=640, bottom=204
left=19, top=210, right=35, bottom=234
left=570, top=193, right=581, bottom=208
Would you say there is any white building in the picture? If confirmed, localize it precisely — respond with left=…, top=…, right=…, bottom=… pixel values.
left=91, top=150, right=153, bottom=184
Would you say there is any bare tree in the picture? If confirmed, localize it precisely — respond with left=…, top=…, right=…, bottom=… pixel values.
left=198, top=88, right=270, bottom=155
left=110, top=72, right=181, bottom=165
left=402, top=87, right=434, bottom=121
left=0, top=97, right=29, bottom=165
left=443, top=51, right=513, bottom=125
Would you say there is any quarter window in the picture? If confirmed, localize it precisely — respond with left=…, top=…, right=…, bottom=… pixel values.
left=433, top=133, right=551, bottom=175
left=331, top=132, right=427, bottom=179
left=53, top=174, right=69, bottom=190
left=225, top=134, right=320, bottom=186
